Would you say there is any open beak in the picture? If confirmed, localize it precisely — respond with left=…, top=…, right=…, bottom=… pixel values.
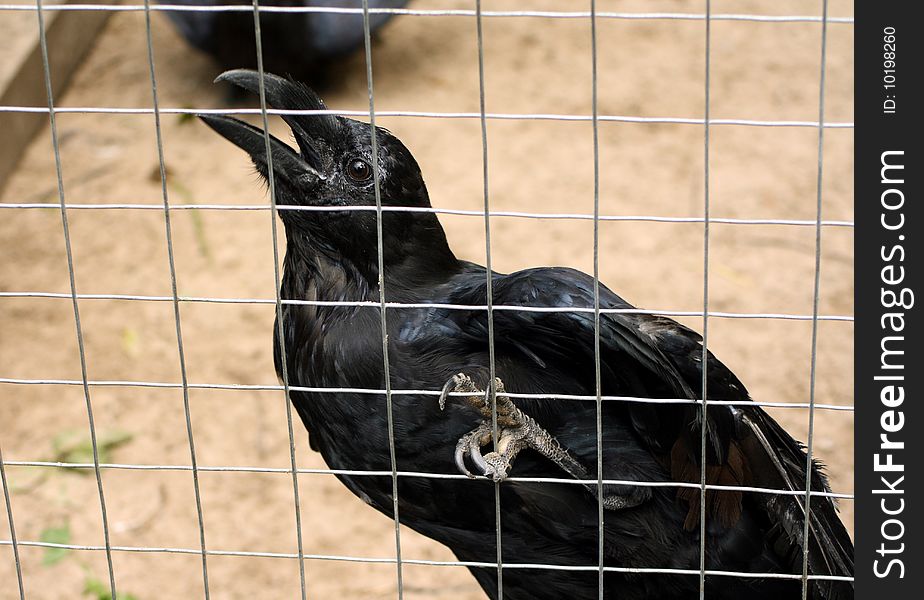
left=199, top=69, right=341, bottom=187
left=213, top=69, right=340, bottom=171
left=199, top=113, right=322, bottom=187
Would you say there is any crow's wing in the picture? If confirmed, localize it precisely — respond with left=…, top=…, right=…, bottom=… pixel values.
left=447, top=266, right=852, bottom=597
left=448, top=266, right=735, bottom=471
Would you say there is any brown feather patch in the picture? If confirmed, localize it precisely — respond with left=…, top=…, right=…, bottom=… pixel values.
left=671, top=438, right=751, bottom=531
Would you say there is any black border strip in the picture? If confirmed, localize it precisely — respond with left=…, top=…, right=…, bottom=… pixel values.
left=856, top=3, right=920, bottom=597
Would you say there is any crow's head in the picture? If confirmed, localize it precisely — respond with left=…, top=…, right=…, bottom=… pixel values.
left=200, top=69, right=454, bottom=280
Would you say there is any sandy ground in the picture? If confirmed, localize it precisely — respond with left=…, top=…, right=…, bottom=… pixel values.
left=0, top=1, right=853, bottom=598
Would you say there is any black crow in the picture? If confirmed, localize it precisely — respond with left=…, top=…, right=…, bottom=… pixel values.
left=162, top=1, right=407, bottom=86
left=200, top=70, right=854, bottom=600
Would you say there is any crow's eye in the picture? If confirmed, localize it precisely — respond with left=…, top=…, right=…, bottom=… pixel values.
left=345, top=158, right=373, bottom=183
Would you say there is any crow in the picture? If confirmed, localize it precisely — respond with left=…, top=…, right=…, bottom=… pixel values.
left=200, top=70, right=854, bottom=600
left=161, top=1, right=407, bottom=86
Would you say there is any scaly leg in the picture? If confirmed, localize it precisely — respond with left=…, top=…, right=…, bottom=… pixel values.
left=438, top=372, right=640, bottom=510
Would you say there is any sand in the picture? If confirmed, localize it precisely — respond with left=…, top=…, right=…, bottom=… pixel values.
left=0, top=1, right=853, bottom=598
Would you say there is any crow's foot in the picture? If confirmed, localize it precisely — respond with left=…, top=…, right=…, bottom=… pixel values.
left=438, top=373, right=587, bottom=484
left=438, top=373, right=647, bottom=510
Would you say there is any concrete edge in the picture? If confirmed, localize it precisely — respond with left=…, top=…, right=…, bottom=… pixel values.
left=0, top=0, right=117, bottom=193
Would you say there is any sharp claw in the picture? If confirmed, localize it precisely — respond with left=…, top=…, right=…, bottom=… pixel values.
left=469, top=437, right=491, bottom=476
left=454, top=441, right=475, bottom=478
left=439, top=376, right=456, bottom=411
left=439, top=373, right=472, bottom=410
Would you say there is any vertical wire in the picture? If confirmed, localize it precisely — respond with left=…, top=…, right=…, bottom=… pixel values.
left=588, top=1, right=605, bottom=598
left=249, top=3, right=309, bottom=598
left=801, top=1, right=829, bottom=598
left=360, top=2, right=404, bottom=597
left=698, top=1, right=712, bottom=598
left=0, top=440, right=26, bottom=600
left=34, top=1, right=116, bottom=597
left=141, top=2, right=210, bottom=596
left=473, top=1, right=503, bottom=596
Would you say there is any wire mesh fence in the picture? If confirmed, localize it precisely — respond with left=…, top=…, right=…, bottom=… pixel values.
left=1, top=1, right=854, bottom=599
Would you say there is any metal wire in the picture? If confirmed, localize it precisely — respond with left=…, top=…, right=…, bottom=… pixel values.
left=0, top=537, right=854, bottom=581
left=33, top=1, right=117, bottom=597
left=0, top=4, right=855, bottom=24
left=698, top=1, right=713, bottom=597
left=250, top=2, right=309, bottom=597
left=0, top=439, right=25, bottom=600
left=0, top=460, right=854, bottom=500
left=801, top=1, right=830, bottom=598
left=360, top=0, right=405, bottom=596
left=140, top=2, right=211, bottom=596
left=0, top=377, right=855, bottom=412
left=0, top=203, right=857, bottom=229
left=588, top=0, right=606, bottom=595
left=0, top=291, right=856, bottom=323
left=471, top=1, right=504, bottom=596
left=0, top=104, right=855, bottom=129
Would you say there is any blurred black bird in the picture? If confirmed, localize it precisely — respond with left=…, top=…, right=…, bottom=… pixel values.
left=162, top=1, right=407, bottom=86
left=200, top=70, right=854, bottom=600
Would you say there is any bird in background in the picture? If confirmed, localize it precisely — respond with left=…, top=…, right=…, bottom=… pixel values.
left=161, top=1, right=408, bottom=87
left=200, top=69, right=854, bottom=600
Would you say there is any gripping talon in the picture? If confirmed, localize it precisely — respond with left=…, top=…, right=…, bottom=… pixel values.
left=482, top=452, right=511, bottom=483
left=439, top=373, right=562, bottom=483
left=438, top=372, right=650, bottom=510
left=469, top=436, right=491, bottom=475
left=438, top=376, right=456, bottom=411
left=454, top=441, right=475, bottom=478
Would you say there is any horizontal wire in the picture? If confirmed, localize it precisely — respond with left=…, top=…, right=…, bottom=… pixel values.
left=0, top=4, right=855, bottom=24
left=0, top=105, right=855, bottom=129
left=0, top=202, right=856, bottom=228
left=0, top=292, right=855, bottom=323
left=0, top=460, right=854, bottom=500
left=0, top=539, right=854, bottom=581
left=0, top=377, right=855, bottom=412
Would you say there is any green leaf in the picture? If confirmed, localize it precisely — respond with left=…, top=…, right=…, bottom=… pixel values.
left=40, top=525, right=70, bottom=565
left=83, top=577, right=111, bottom=600
left=120, top=327, right=140, bottom=357
left=7, top=466, right=48, bottom=494
left=53, top=430, right=134, bottom=471
left=83, top=576, right=139, bottom=600
left=177, top=108, right=195, bottom=125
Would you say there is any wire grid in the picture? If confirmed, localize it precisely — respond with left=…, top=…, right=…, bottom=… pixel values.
left=0, top=1, right=855, bottom=599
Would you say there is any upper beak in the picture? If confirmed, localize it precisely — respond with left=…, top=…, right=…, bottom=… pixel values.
left=213, top=69, right=340, bottom=171
left=198, top=113, right=322, bottom=188
left=200, top=69, right=341, bottom=187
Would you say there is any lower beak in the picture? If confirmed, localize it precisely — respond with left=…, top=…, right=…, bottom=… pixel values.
left=199, top=114, right=323, bottom=187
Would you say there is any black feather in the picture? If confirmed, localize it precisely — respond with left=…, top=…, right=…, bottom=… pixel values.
left=203, top=70, right=854, bottom=600
left=162, top=1, right=408, bottom=87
